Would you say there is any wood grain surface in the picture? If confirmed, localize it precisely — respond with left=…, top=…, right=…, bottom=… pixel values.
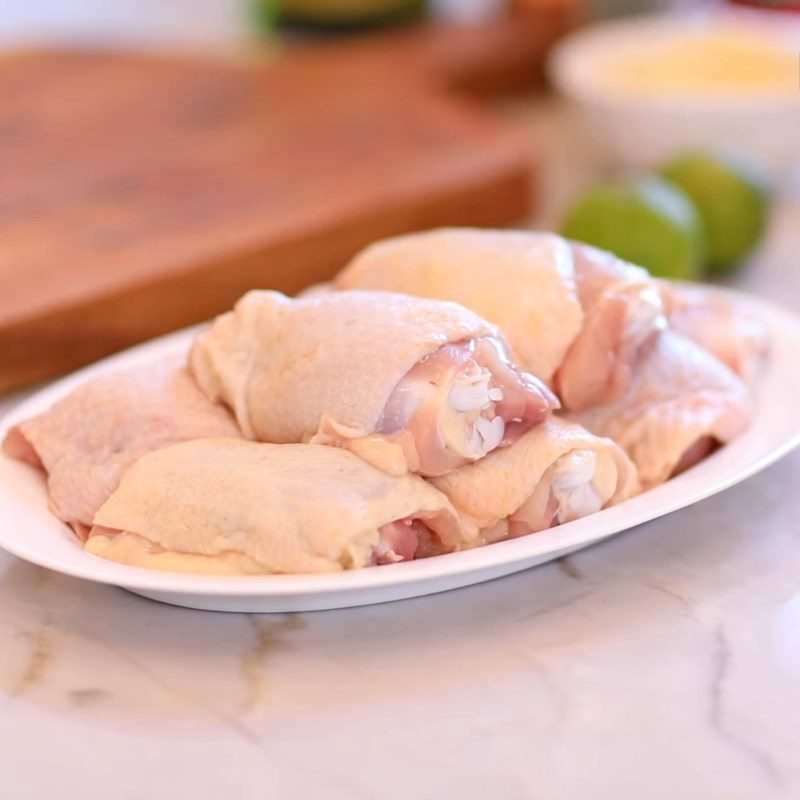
left=0, top=6, right=576, bottom=390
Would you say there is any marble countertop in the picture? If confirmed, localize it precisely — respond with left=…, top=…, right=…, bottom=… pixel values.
left=1, top=100, right=799, bottom=800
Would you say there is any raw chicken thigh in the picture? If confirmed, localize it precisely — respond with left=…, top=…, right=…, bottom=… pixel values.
left=2, top=359, right=240, bottom=537
left=432, top=417, right=639, bottom=545
left=569, top=330, right=753, bottom=488
left=337, top=228, right=582, bottom=383
left=190, top=289, right=557, bottom=477
left=88, top=440, right=462, bottom=574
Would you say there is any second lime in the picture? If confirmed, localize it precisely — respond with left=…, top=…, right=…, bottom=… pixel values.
left=659, top=152, right=770, bottom=275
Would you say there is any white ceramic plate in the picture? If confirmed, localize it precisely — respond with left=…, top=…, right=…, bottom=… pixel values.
left=1, top=287, right=799, bottom=613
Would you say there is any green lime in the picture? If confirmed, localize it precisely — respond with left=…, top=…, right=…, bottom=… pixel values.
left=561, top=176, right=704, bottom=280
left=659, top=151, right=771, bottom=275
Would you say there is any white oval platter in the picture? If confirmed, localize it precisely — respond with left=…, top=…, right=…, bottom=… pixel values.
left=0, top=286, right=798, bottom=612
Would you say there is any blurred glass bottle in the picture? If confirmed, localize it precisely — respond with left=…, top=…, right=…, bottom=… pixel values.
left=264, top=0, right=428, bottom=30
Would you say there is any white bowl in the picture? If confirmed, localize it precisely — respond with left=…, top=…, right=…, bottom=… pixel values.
left=548, top=12, right=800, bottom=169
left=0, top=285, right=799, bottom=612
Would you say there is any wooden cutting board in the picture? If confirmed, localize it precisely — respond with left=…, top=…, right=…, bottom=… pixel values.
left=0, top=7, right=577, bottom=391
